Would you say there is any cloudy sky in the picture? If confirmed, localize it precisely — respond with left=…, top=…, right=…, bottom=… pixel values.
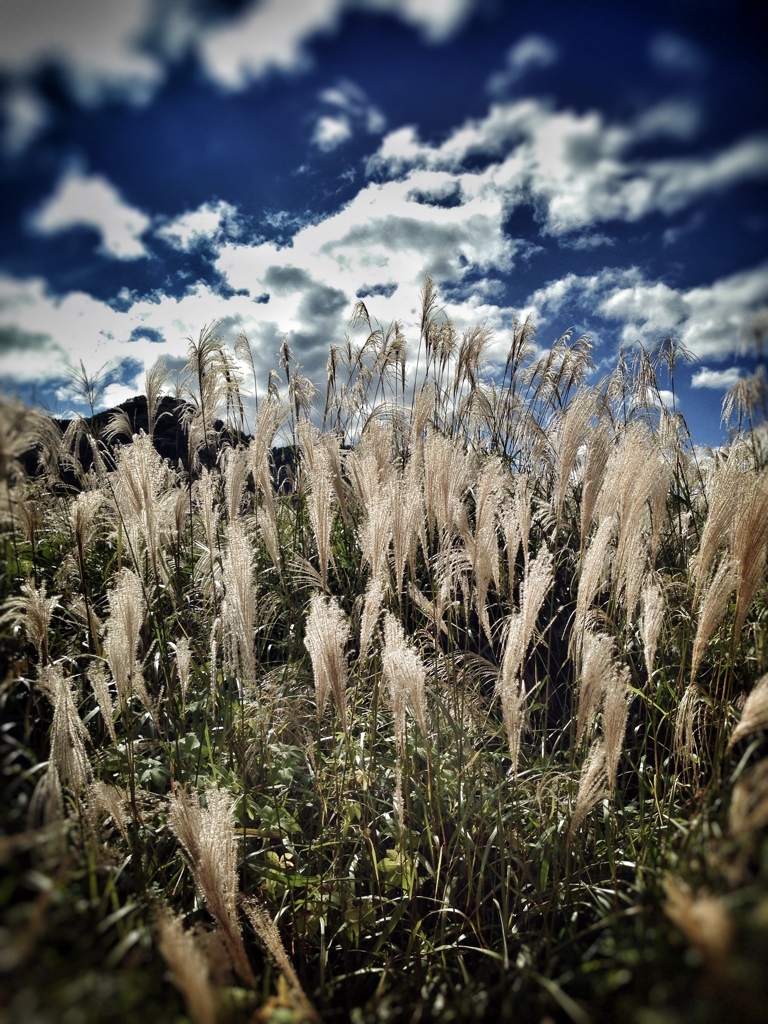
left=0, top=0, right=766, bottom=445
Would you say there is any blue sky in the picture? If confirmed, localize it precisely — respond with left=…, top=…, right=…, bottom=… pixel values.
left=0, top=0, right=766, bottom=446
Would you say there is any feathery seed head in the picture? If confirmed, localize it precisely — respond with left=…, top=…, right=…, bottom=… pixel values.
left=381, top=611, right=428, bottom=756
left=43, top=664, right=91, bottom=792
left=156, top=908, right=217, bottom=1024
left=1, top=579, right=60, bottom=666
left=304, top=594, right=351, bottom=734
left=168, top=786, right=254, bottom=986
left=729, top=672, right=768, bottom=747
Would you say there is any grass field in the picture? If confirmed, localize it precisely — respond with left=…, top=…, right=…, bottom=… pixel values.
left=1, top=281, right=767, bottom=1023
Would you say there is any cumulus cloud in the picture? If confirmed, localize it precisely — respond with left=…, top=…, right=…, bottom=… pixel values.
left=319, top=79, right=386, bottom=132
left=29, top=168, right=151, bottom=260
left=649, top=31, right=708, bottom=77
left=523, top=263, right=768, bottom=361
left=311, top=78, right=386, bottom=150
left=215, top=168, right=518, bottom=312
left=156, top=200, right=242, bottom=251
left=486, top=34, right=559, bottom=95
left=2, top=85, right=49, bottom=156
left=0, top=0, right=477, bottom=114
left=0, top=0, right=163, bottom=105
left=692, top=367, right=742, bottom=389
left=312, top=115, right=354, bottom=152
left=0, top=273, right=288, bottom=401
left=199, top=0, right=477, bottom=89
left=368, top=96, right=768, bottom=236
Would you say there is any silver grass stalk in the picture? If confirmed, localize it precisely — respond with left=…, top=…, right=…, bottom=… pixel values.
left=690, top=555, right=736, bottom=683
left=551, top=389, right=595, bottom=528
left=572, top=515, right=615, bottom=662
left=359, top=491, right=393, bottom=584
left=422, top=431, right=474, bottom=541
left=1, top=579, right=60, bottom=666
left=257, top=505, right=282, bottom=576
left=612, top=435, right=671, bottom=617
left=729, top=758, right=768, bottom=836
left=28, top=763, right=64, bottom=830
left=620, top=534, right=649, bottom=626
left=88, top=780, right=129, bottom=843
left=304, top=444, right=335, bottom=592
left=675, top=682, right=708, bottom=769
left=693, top=452, right=743, bottom=605
left=113, top=431, right=173, bottom=582
left=221, top=520, right=257, bottom=691
left=209, top=617, right=220, bottom=706
left=465, top=458, right=504, bottom=643
left=381, top=612, right=428, bottom=758
left=663, top=877, right=734, bottom=968
left=196, top=468, right=220, bottom=561
left=104, top=568, right=151, bottom=716
left=390, top=474, right=423, bottom=598
left=144, top=359, right=171, bottom=443
left=172, top=637, right=191, bottom=713
left=88, top=662, right=117, bottom=745
left=501, top=500, right=522, bottom=600
left=360, top=573, right=386, bottom=659
left=156, top=907, right=217, bottom=1024
left=518, top=548, right=554, bottom=668
left=497, top=612, right=526, bottom=775
left=346, top=421, right=395, bottom=512
left=640, top=576, right=666, bottom=679
left=496, top=547, right=554, bottom=773
left=569, top=741, right=607, bottom=839
left=42, top=664, right=92, bottom=793
left=512, top=473, right=533, bottom=572
left=730, top=469, right=768, bottom=639
left=70, top=489, right=103, bottom=549
left=243, top=901, right=317, bottom=1020
left=299, top=421, right=348, bottom=523
left=249, top=394, right=287, bottom=553
left=575, top=630, right=616, bottom=747
left=729, top=672, right=768, bottom=747
left=168, top=786, right=254, bottom=986
left=221, top=443, right=250, bottom=524
left=304, top=594, right=351, bottom=735
left=603, top=666, right=630, bottom=796
left=579, top=419, right=613, bottom=559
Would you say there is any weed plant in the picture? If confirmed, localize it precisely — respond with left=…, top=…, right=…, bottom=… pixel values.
left=1, top=283, right=768, bottom=1023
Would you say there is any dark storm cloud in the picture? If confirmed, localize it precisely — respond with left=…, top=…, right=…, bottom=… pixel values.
left=0, top=325, right=50, bottom=353
left=129, top=326, right=165, bottom=344
left=263, top=265, right=314, bottom=295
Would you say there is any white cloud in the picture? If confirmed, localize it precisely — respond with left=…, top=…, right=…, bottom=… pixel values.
left=368, top=97, right=768, bottom=236
left=2, top=85, right=49, bottom=156
left=662, top=210, right=706, bottom=246
left=649, top=32, right=708, bottom=77
left=198, top=0, right=477, bottom=89
left=486, top=34, right=559, bottom=95
left=156, top=200, right=241, bottom=251
left=198, top=0, right=341, bottom=88
left=692, top=367, right=742, bottom=389
left=560, top=232, right=615, bottom=251
left=0, top=273, right=290, bottom=401
left=312, top=78, right=386, bottom=149
left=0, top=0, right=163, bottom=104
left=312, top=114, right=354, bottom=152
left=523, top=263, right=768, bottom=361
left=29, top=168, right=151, bottom=260
left=633, top=99, right=700, bottom=141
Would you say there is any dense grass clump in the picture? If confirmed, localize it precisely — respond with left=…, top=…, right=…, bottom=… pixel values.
left=2, top=283, right=768, bottom=1023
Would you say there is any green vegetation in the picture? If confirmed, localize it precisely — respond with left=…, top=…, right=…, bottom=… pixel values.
left=1, top=282, right=767, bottom=1023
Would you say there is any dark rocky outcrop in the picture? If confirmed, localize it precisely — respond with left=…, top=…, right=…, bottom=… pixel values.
left=15, top=395, right=297, bottom=491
